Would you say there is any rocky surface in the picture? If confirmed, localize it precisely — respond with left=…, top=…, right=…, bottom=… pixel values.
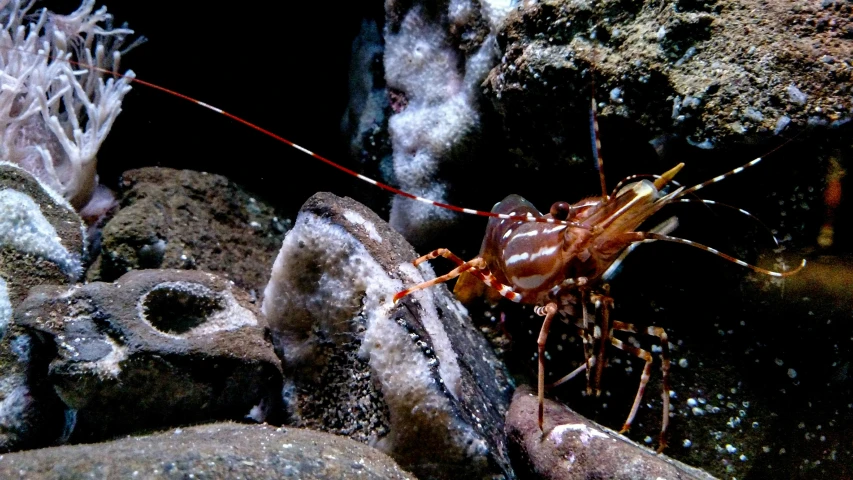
left=506, top=385, right=716, bottom=480
left=0, top=422, right=417, bottom=480
left=0, top=322, right=68, bottom=453
left=488, top=0, right=852, bottom=164
left=262, top=192, right=514, bottom=479
left=0, top=162, right=85, bottom=307
left=87, top=167, right=289, bottom=298
left=14, top=269, right=282, bottom=444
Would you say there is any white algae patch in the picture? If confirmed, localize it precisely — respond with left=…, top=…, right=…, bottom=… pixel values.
left=549, top=422, right=610, bottom=446
left=397, top=261, right=463, bottom=400
left=0, top=188, right=81, bottom=279
left=343, top=209, right=383, bottom=243
left=383, top=2, right=509, bottom=239
left=0, top=276, right=9, bottom=336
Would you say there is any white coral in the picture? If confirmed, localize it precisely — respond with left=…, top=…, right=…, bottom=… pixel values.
left=0, top=0, right=135, bottom=209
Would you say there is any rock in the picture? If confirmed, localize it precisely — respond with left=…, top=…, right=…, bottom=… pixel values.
left=506, top=385, right=716, bottom=480
left=14, top=269, right=282, bottom=443
left=262, top=192, right=514, bottom=479
left=0, top=163, right=86, bottom=452
left=0, top=323, right=68, bottom=453
left=488, top=0, right=852, bottom=159
left=88, top=167, right=289, bottom=297
left=0, top=162, right=85, bottom=306
left=0, top=422, right=417, bottom=480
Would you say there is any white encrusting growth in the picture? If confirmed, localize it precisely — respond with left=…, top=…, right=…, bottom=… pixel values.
left=343, top=209, right=383, bottom=243
left=0, top=188, right=81, bottom=279
left=383, top=1, right=512, bottom=238
left=0, top=276, right=10, bottom=337
left=548, top=422, right=610, bottom=446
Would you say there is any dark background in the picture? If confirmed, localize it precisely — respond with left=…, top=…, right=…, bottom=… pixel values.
left=42, top=0, right=382, bottom=214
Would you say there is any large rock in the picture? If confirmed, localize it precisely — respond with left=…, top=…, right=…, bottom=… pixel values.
left=88, top=167, right=289, bottom=297
left=488, top=0, right=852, bottom=160
left=506, top=385, right=717, bottom=480
left=262, top=192, right=514, bottom=479
left=14, top=269, right=282, bottom=443
left=0, top=322, right=68, bottom=452
left=0, top=162, right=84, bottom=452
left=0, top=422, right=417, bottom=480
left=0, top=162, right=85, bottom=308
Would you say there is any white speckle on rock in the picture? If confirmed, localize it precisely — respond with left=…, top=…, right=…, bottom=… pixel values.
left=98, top=336, right=128, bottom=378
left=344, top=210, right=383, bottom=243
left=787, top=84, right=808, bottom=105
left=0, top=276, right=10, bottom=337
left=549, top=422, right=609, bottom=446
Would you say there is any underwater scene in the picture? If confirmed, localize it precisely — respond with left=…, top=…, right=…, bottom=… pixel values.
left=0, top=0, right=850, bottom=478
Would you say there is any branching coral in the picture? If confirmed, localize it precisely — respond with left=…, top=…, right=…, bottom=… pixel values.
left=0, top=0, right=136, bottom=213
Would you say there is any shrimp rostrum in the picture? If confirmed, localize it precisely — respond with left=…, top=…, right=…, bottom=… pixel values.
left=393, top=144, right=805, bottom=452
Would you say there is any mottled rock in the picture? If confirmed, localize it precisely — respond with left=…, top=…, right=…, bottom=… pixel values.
left=88, top=167, right=289, bottom=297
left=262, top=192, right=514, bottom=479
left=0, top=162, right=85, bottom=306
left=488, top=0, right=852, bottom=160
left=0, top=323, right=68, bottom=453
left=506, top=385, right=716, bottom=480
left=0, top=163, right=85, bottom=452
left=0, top=422, right=417, bottom=480
left=15, top=269, right=282, bottom=443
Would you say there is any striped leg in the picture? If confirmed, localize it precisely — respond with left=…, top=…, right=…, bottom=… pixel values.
left=580, top=290, right=596, bottom=395
left=548, top=350, right=596, bottom=388
left=547, top=313, right=599, bottom=389
left=411, top=248, right=465, bottom=267
left=612, top=320, right=671, bottom=452
left=416, top=248, right=524, bottom=301
left=591, top=291, right=615, bottom=397
left=395, top=248, right=524, bottom=303
left=393, top=256, right=487, bottom=303
left=534, top=302, right=559, bottom=431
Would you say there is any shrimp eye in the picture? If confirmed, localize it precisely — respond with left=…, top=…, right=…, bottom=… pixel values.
left=549, top=201, right=572, bottom=220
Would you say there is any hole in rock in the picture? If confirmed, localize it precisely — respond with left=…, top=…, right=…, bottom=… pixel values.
left=142, top=283, right=224, bottom=334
